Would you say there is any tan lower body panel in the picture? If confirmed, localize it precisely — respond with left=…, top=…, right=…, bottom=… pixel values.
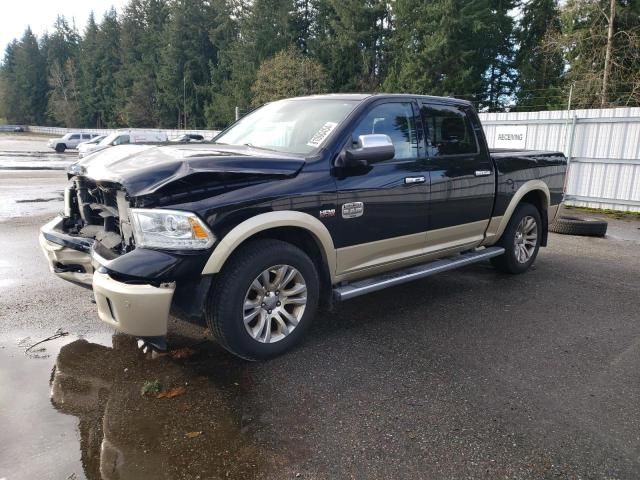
left=424, top=220, right=488, bottom=254
left=93, top=271, right=175, bottom=337
left=336, top=231, right=427, bottom=278
left=335, top=220, right=488, bottom=283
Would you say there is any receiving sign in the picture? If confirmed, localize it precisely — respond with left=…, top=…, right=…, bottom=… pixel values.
left=494, top=125, right=527, bottom=149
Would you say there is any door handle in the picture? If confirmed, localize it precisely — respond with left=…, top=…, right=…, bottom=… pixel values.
left=474, top=170, right=492, bottom=177
left=404, top=176, right=426, bottom=184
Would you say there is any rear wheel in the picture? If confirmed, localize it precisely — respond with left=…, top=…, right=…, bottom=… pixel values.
left=206, top=239, right=319, bottom=361
left=55, top=143, right=66, bottom=153
left=491, top=203, right=542, bottom=274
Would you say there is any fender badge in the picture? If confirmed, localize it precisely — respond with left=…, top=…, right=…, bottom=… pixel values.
left=342, top=202, right=364, bottom=219
left=319, top=209, right=336, bottom=218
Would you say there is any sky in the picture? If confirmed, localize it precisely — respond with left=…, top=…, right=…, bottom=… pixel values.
left=1, top=0, right=129, bottom=54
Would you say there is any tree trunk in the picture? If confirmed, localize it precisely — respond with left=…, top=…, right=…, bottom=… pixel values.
left=601, top=0, right=616, bottom=108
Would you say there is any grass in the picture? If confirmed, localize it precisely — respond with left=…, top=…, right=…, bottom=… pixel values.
left=564, top=205, right=640, bottom=220
left=141, top=379, right=162, bottom=396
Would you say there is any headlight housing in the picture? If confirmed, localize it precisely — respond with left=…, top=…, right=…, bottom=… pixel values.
left=130, top=209, right=215, bottom=250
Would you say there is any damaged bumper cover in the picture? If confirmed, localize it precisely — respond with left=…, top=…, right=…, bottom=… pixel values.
left=39, top=216, right=191, bottom=337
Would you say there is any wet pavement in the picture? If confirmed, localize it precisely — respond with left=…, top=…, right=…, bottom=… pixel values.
left=0, top=332, right=268, bottom=480
left=0, top=134, right=72, bottom=218
left=1, top=133, right=640, bottom=479
left=0, top=133, right=77, bottom=171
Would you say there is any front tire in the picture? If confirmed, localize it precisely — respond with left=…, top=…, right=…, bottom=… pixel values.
left=55, top=143, right=66, bottom=153
left=206, top=239, right=319, bottom=361
left=491, top=203, right=542, bottom=274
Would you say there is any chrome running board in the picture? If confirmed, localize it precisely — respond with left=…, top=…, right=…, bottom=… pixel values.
left=333, top=247, right=505, bottom=301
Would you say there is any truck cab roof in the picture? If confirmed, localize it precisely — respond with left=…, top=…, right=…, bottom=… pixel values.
left=284, top=93, right=474, bottom=107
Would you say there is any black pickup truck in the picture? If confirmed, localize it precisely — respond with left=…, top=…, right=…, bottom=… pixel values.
left=40, top=94, right=566, bottom=360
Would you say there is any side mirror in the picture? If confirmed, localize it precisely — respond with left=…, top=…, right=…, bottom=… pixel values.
left=338, top=134, right=395, bottom=168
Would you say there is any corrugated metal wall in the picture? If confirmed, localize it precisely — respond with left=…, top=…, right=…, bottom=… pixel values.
left=479, top=108, right=640, bottom=212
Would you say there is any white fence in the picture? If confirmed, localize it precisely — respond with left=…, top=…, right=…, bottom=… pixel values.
left=479, top=108, right=640, bottom=212
left=23, top=125, right=221, bottom=139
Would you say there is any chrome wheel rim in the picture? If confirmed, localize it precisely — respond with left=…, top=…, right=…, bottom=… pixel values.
left=514, top=215, right=538, bottom=263
left=242, top=265, right=307, bottom=343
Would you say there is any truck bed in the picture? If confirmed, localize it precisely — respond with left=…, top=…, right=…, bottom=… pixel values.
left=489, top=148, right=564, bottom=158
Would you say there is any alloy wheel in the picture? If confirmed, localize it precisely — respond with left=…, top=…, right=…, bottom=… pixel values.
left=514, top=215, right=538, bottom=263
left=242, top=264, right=307, bottom=343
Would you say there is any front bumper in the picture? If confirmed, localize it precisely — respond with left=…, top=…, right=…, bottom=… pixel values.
left=39, top=216, right=176, bottom=337
left=93, top=271, right=174, bottom=337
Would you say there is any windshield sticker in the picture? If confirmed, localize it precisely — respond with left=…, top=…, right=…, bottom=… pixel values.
left=307, top=122, right=338, bottom=147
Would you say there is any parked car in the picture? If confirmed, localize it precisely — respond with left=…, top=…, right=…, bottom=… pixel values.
left=77, top=130, right=168, bottom=158
left=78, top=134, right=106, bottom=147
left=48, top=132, right=101, bottom=153
left=76, top=135, right=106, bottom=156
left=40, top=94, right=567, bottom=360
left=169, top=133, right=205, bottom=143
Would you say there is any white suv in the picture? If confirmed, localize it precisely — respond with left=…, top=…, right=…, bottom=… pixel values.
left=47, top=133, right=100, bottom=153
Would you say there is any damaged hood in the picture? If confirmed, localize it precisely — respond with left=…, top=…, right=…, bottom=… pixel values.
left=74, top=144, right=306, bottom=196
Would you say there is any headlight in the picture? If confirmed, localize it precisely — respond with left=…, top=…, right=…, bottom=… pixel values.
left=130, top=209, right=215, bottom=250
left=68, top=163, right=86, bottom=176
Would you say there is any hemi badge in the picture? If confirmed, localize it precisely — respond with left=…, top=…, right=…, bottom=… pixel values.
left=319, top=209, right=336, bottom=218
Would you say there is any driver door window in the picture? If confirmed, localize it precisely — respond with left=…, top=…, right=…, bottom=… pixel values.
left=351, top=103, right=418, bottom=161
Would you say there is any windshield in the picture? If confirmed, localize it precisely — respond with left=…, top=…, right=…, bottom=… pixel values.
left=98, top=132, right=119, bottom=146
left=214, top=98, right=360, bottom=155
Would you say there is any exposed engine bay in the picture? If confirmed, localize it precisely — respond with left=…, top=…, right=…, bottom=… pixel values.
left=63, top=177, right=136, bottom=258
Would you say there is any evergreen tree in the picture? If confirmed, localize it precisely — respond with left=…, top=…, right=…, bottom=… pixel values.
left=481, top=0, right=518, bottom=110
left=312, top=0, right=391, bottom=92
left=12, top=28, right=48, bottom=123
left=95, top=8, right=122, bottom=127
left=46, top=16, right=80, bottom=68
left=515, top=0, right=565, bottom=110
left=117, top=0, right=169, bottom=126
left=384, top=0, right=517, bottom=110
left=0, top=40, right=20, bottom=122
left=205, top=0, right=241, bottom=127
left=205, top=0, right=297, bottom=127
left=158, top=0, right=216, bottom=128
left=45, top=16, right=82, bottom=125
left=79, top=12, right=101, bottom=126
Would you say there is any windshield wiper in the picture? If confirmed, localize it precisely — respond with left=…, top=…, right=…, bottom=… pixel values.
left=243, top=143, right=279, bottom=152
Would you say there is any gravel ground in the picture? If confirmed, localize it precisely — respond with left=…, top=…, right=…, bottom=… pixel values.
left=1, top=141, right=640, bottom=479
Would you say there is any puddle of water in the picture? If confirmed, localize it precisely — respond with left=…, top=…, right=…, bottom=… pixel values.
left=0, top=332, right=275, bottom=480
left=0, top=333, right=110, bottom=480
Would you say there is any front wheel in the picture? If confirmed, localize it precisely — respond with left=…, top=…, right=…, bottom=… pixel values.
left=491, top=203, right=542, bottom=274
left=206, top=239, right=319, bottom=361
left=55, top=143, right=66, bottom=153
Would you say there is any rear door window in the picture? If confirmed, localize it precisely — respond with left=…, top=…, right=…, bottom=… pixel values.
left=421, top=104, right=478, bottom=156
